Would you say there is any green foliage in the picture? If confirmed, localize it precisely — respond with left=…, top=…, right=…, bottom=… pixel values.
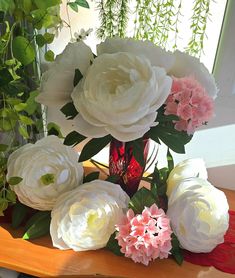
left=60, top=102, right=79, bottom=120
left=44, top=50, right=55, bottom=61
left=106, top=232, right=123, bottom=256
left=73, top=68, right=83, bottom=87
left=171, top=233, right=183, bottom=265
left=147, top=107, right=192, bottom=154
left=83, top=171, right=100, bottom=183
left=40, top=173, right=55, bottom=185
left=105, top=174, right=120, bottom=183
left=12, top=36, right=36, bottom=66
left=11, top=202, right=29, bottom=229
left=47, top=122, right=63, bottom=138
left=0, top=0, right=63, bottom=216
left=79, top=135, right=112, bottom=162
left=129, top=187, right=157, bottom=214
left=68, top=0, right=89, bottom=12
left=23, top=211, right=51, bottom=240
left=132, top=139, right=145, bottom=167
left=64, top=131, right=86, bottom=146
left=34, top=0, right=62, bottom=10
left=96, top=0, right=129, bottom=39
left=7, top=176, right=23, bottom=185
left=186, top=0, right=211, bottom=57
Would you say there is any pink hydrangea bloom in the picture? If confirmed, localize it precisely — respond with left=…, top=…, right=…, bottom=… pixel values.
left=164, top=76, right=214, bottom=134
left=115, top=204, right=173, bottom=266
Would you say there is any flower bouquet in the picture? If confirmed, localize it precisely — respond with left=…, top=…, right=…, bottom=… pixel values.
left=2, top=37, right=232, bottom=270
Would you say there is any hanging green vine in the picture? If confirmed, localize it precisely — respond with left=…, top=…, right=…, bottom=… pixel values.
left=186, top=0, right=211, bottom=57
left=97, top=0, right=129, bottom=39
left=172, top=0, right=182, bottom=50
left=134, top=0, right=177, bottom=49
left=117, top=0, right=129, bottom=38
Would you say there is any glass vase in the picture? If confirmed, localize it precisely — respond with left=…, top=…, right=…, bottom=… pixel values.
left=109, top=138, right=150, bottom=197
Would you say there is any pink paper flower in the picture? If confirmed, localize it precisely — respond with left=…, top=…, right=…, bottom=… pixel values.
left=164, top=76, right=214, bottom=134
left=115, top=204, right=173, bottom=266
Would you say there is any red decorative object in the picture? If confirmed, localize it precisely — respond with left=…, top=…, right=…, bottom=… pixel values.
left=184, top=210, right=235, bottom=274
left=109, top=138, right=150, bottom=197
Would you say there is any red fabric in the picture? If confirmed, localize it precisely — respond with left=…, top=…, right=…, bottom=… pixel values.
left=184, top=210, right=235, bottom=274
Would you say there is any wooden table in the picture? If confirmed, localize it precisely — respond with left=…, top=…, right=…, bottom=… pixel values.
left=0, top=173, right=234, bottom=277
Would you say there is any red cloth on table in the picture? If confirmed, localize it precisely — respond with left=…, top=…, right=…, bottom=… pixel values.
left=184, top=210, right=235, bottom=274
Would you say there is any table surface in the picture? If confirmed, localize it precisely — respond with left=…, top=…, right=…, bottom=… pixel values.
left=0, top=168, right=234, bottom=278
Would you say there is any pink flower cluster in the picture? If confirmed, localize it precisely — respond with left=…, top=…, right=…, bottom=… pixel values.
left=164, top=76, right=214, bottom=134
left=115, top=204, right=172, bottom=266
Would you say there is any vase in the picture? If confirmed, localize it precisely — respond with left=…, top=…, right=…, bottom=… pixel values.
left=109, top=138, right=150, bottom=197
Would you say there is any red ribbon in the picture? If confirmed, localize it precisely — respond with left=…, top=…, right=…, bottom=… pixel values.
left=184, top=210, right=235, bottom=274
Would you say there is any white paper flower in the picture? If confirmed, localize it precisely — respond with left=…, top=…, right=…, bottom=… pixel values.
left=36, top=41, right=94, bottom=107
left=50, top=180, right=130, bottom=251
left=7, top=136, right=84, bottom=210
left=167, top=178, right=229, bottom=253
left=166, top=158, right=208, bottom=197
left=72, top=52, right=172, bottom=141
left=97, top=37, right=175, bottom=71
left=169, top=50, right=218, bottom=99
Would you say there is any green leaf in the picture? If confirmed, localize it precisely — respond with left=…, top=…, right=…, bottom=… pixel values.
left=25, top=90, right=39, bottom=115
left=34, top=0, right=61, bottom=9
left=6, top=190, right=16, bottom=202
left=79, top=135, right=112, bottom=162
left=67, top=2, right=78, bottom=12
left=106, top=232, right=123, bottom=256
left=19, top=115, right=34, bottom=125
left=18, top=125, right=29, bottom=139
left=0, top=198, right=8, bottom=216
left=83, top=171, right=100, bottom=183
left=40, top=173, right=55, bottom=185
left=132, top=139, right=145, bottom=167
left=47, top=122, right=63, bottom=138
left=146, top=127, right=161, bottom=144
left=75, top=0, right=90, bottom=9
left=44, top=50, right=55, bottom=62
left=44, top=32, right=55, bottom=44
left=6, top=98, right=22, bottom=105
left=105, top=175, right=120, bottom=183
left=14, top=102, right=27, bottom=112
left=73, top=68, right=83, bottom=87
left=150, top=182, right=158, bottom=199
left=0, top=0, right=15, bottom=13
left=60, top=102, right=78, bottom=120
left=8, top=176, right=23, bottom=185
left=167, top=148, right=174, bottom=172
left=23, top=211, right=51, bottom=240
left=12, top=36, right=35, bottom=66
left=171, top=233, right=183, bottom=265
left=129, top=187, right=156, bottom=214
left=0, top=144, right=8, bottom=152
left=0, top=68, right=13, bottom=86
left=154, top=126, right=192, bottom=154
left=64, top=131, right=86, bottom=146
left=36, top=34, right=46, bottom=47
left=21, top=0, right=32, bottom=14
left=11, top=202, right=28, bottom=229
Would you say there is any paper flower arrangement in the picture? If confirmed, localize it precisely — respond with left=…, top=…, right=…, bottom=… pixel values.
left=3, top=37, right=230, bottom=270
left=36, top=37, right=217, bottom=155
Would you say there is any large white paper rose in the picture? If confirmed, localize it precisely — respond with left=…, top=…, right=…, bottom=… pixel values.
left=169, top=50, right=218, bottom=99
left=97, top=37, right=175, bottom=71
left=167, top=178, right=229, bottom=253
left=72, top=52, right=172, bottom=141
left=7, top=136, right=84, bottom=210
left=50, top=180, right=130, bottom=251
left=166, top=158, right=208, bottom=197
left=36, top=41, right=94, bottom=108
